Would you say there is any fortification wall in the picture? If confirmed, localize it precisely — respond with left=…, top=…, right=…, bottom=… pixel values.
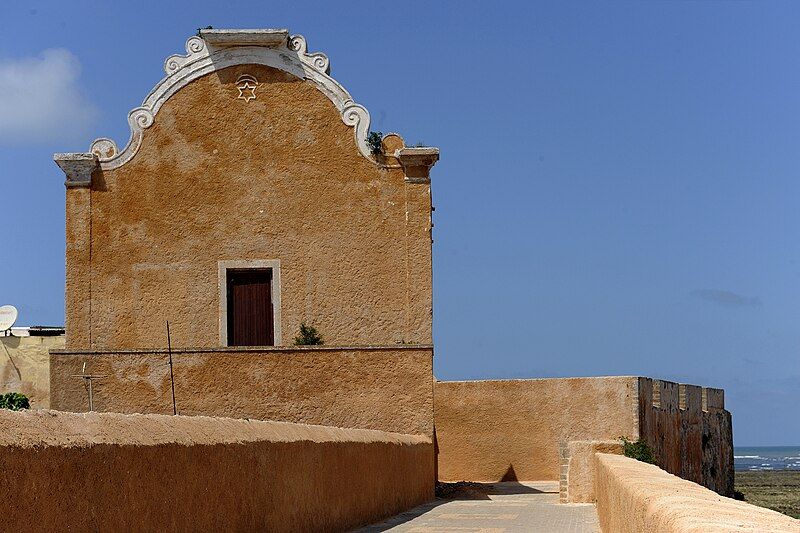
left=0, top=335, right=63, bottom=408
left=50, top=345, right=433, bottom=437
left=638, top=378, right=733, bottom=496
left=0, top=409, right=434, bottom=532
left=435, top=376, right=733, bottom=497
left=434, top=377, right=640, bottom=481
left=595, top=453, right=799, bottom=533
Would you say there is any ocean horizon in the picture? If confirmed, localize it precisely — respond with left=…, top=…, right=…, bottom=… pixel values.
left=735, top=446, right=800, bottom=471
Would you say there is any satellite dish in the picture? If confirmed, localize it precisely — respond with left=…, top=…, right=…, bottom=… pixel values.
left=0, top=305, right=18, bottom=332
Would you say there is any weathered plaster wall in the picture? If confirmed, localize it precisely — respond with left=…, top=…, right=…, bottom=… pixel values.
left=65, top=63, right=432, bottom=350
left=0, top=409, right=434, bottom=533
left=595, top=453, right=800, bottom=533
left=0, top=335, right=63, bottom=408
left=51, top=345, right=433, bottom=436
left=638, top=378, right=734, bottom=496
left=434, top=377, right=639, bottom=481
left=559, top=440, right=623, bottom=503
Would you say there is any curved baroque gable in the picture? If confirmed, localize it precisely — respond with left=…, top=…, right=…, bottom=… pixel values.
left=90, top=29, right=373, bottom=170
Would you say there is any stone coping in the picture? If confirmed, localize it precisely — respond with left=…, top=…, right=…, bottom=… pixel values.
left=437, top=375, right=640, bottom=383
left=0, top=409, right=431, bottom=449
left=52, top=344, right=433, bottom=355
left=437, top=376, right=725, bottom=412
left=595, top=453, right=800, bottom=532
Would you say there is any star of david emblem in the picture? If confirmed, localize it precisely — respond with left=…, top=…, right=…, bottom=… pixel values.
left=235, top=74, right=259, bottom=103
left=237, top=82, right=257, bottom=102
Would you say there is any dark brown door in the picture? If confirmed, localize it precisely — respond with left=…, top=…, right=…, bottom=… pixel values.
left=227, top=269, right=274, bottom=346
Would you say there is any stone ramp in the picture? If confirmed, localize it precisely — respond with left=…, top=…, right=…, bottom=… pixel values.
left=356, top=481, right=599, bottom=533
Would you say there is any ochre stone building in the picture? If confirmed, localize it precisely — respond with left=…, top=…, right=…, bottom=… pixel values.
left=52, top=29, right=437, bottom=437
left=51, top=28, right=733, bottom=499
left=55, top=29, right=437, bottom=351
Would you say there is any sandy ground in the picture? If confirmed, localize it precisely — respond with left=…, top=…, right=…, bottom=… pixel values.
left=736, top=471, right=800, bottom=519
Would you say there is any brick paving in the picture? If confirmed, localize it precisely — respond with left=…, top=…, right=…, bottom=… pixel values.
left=356, top=482, right=599, bottom=533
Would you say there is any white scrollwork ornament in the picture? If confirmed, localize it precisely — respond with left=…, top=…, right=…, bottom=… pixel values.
left=92, top=30, right=377, bottom=169
left=163, top=36, right=207, bottom=75
left=90, top=138, right=118, bottom=160
left=288, top=34, right=330, bottom=74
left=129, top=108, right=155, bottom=130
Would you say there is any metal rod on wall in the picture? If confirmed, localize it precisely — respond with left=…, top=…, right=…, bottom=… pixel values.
left=167, top=321, right=177, bottom=415
left=71, top=361, right=104, bottom=412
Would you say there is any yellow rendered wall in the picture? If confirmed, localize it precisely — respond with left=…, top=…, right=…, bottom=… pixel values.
left=434, top=377, right=639, bottom=481
left=65, top=63, right=432, bottom=350
left=0, top=409, right=434, bottom=532
left=51, top=345, right=433, bottom=437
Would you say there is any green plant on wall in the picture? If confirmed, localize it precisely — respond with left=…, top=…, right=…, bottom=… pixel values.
left=0, top=392, right=30, bottom=411
left=367, top=131, right=383, bottom=155
left=620, top=436, right=655, bottom=464
left=294, top=322, right=324, bottom=345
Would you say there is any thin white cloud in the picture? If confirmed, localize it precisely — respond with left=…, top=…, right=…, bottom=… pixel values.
left=691, top=289, right=761, bottom=308
left=0, top=48, right=98, bottom=144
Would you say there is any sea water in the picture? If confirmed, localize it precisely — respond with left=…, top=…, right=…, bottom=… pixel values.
left=734, top=446, right=800, bottom=471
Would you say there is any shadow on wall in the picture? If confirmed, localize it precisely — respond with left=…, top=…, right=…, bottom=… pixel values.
left=500, top=464, right=518, bottom=481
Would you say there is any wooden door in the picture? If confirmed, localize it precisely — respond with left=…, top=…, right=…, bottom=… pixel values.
left=227, top=269, right=274, bottom=346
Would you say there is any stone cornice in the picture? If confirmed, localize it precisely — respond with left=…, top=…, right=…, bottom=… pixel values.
left=199, top=28, right=289, bottom=48
left=53, top=152, right=98, bottom=188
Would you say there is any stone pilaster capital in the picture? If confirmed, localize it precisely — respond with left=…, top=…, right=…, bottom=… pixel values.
left=53, top=153, right=98, bottom=188
left=396, top=147, right=440, bottom=184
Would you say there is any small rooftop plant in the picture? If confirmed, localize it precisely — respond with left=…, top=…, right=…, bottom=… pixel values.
left=293, top=322, right=324, bottom=346
left=0, top=392, right=30, bottom=411
left=620, top=436, right=655, bottom=464
left=366, top=131, right=383, bottom=155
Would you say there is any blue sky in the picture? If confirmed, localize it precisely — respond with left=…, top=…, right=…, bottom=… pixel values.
left=1, top=1, right=799, bottom=446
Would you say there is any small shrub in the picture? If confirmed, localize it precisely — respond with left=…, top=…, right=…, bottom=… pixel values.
left=293, top=322, right=324, bottom=345
left=620, top=436, right=655, bottom=464
left=0, top=392, right=30, bottom=411
left=367, top=131, right=383, bottom=155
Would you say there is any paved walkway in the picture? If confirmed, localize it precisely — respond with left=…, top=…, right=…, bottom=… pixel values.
left=356, top=482, right=599, bottom=533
